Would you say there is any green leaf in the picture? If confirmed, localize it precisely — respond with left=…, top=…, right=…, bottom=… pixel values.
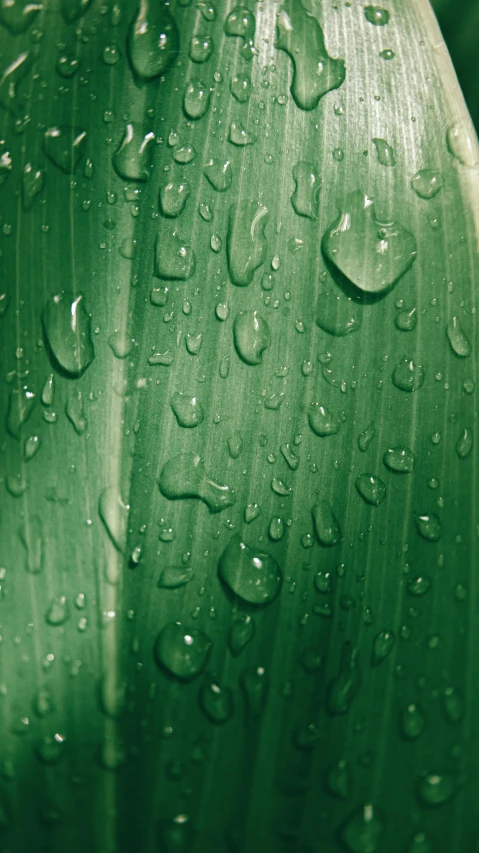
left=0, top=1, right=478, bottom=851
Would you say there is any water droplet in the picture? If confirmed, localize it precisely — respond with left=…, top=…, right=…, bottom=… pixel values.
left=158, top=564, right=194, bottom=589
left=358, top=423, right=375, bottom=452
left=340, top=804, right=384, bottom=853
left=312, top=500, right=340, bottom=546
left=315, top=285, right=362, bottom=336
left=219, top=534, right=282, bottom=605
left=159, top=179, right=191, bottom=217
left=268, top=516, right=285, bottom=541
left=372, top=137, right=395, bottom=166
left=198, top=2, right=216, bottom=21
left=379, top=48, right=395, bottom=60
left=225, top=6, right=256, bottom=61
left=22, top=163, right=45, bottom=212
left=170, top=392, right=204, bottom=428
left=0, top=0, right=42, bottom=32
left=229, top=615, right=255, bottom=655
left=244, top=502, right=261, bottom=524
left=276, top=3, right=345, bottom=110
left=417, top=772, right=456, bottom=806
left=411, top=169, right=443, bottom=199
left=66, top=390, right=87, bottom=435
left=113, top=123, right=155, bottom=182
left=158, top=452, right=236, bottom=513
left=231, top=73, right=251, bottom=102
left=0, top=50, right=33, bottom=113
left=291, top=161, right=320, bottom=220
left=227, top=200, right=269, bottom=287
left=456, top=427, right=473, bottom=459
left=0, top=145, right=12, bottom=188
left=46, top=596, right=69, bottom=626
left=19, top=515, right=43, bottom=573
left=233, top=310, right=271, bottom=365
left=56, top=52, right=80, bottom=78
left=204, top=158, right=232, bottom=192
left=227, top=430, right=243, bottom=459
left=314, top=571, right=332, bottom=593
left=102, top=44, right=121, bottom=65
left=183, top=80, right=211, bottom=120
left=395, top=306, right=417, bottom=331
left=229, top=120, right=256, bottom=146
left=190, top=34, right=213, bottom=63
left=154, top=622, right=212, bottom=680
left=355, top=474, right=386, bottom=506
left=174, top=144, right=196, bottom=164
left=280, top=443, right=299, bottom=470
left=127, top=0, right=179, bottom=81
left=327, top=759, right=352, bottom=799
left=326, top=642, right=360, bottom=715
left=186, top=332, right=203, bottom=355
left=24, top=434, right=40, bottom=461
left=240, top=665, right=269, bottom=718
left=43, top=292, right=94, bottom=377
left=99, top=485, right=129, bottom=552
left=154, top=225, right=195, bottom=280
left=407, top=575, right=431, bottom=596
left=446, top=316, right=471, bottom=357
left=371, top=630, right=395, bottom=666
left=200, top=678, right=234, bottom=723
left=364, top=6, right=390, bottom=25
left=414, top=512, right=441, bottom=542
left=43, top=126, right=86, bottom=174
left=442, top=687, right=464, bottom=723
left=392, top=358, right=424, bottom=392
left=447, top=121, right=479, bottom=168
left=308, top=404, right=340, bottom=437
left=383, top=446, right=415, bottom=473
left=6, top=387, right=35, bottom=439
left=322, top=191, right=417, bottom=295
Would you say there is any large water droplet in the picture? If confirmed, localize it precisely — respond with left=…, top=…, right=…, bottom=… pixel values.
left=154, top=225, right=196, bottom=279
left=446, top=316, right=471, bottom=357
left=229, top=120, right=256, bottom=146
left=291, top=161, right=320, bottom=219
left=200, top=678, right=235, bottom=723
left=229, top=614, right=255, bottom=655
left=233, top=310, right=271, bottom=365
left=224, top=6, right=256, bottom=60
left=411, top=169, right=443, bottom=199
left=447, top=121, right=479, bottom=168
left=43, top=292, right=94, bottom=377
left=6, top=387, right=35, bottom=439
left=371, top=630, right=395, bottom=666
left=392, top=357, right=424, bottom=392
left=326, top=642, right=360, bottom=715
left=43, top=126, right=86, bottom=174
left=275, top=1, right=345, bottom=110
left=414, top=512, right=441, bottom=542
left=395, top=306, right=417, bottom=331
left=340, top=804, right=384, bottom=853
left=159, top=179, right=191, bottom=217
left=218, top=534, right=282, bottom=605
left=383, top=446, right=415, bottom=473
left=183, top=80, right=211, bottom=120
left=372, top=137, right=395, bottom=166
left=19, top=515, right=43, bottom=573
left=417, top=772, right=456, bottom=807
left=128, top=1, right=179, bottom=81
left=204, top=157, right=232, bottom=192
left=0, top=0, right=42, bottom=33
left=322, top=191, right=417, bottom=295
left=170, top=392, right=204, bottom=428
left=0, top=51, right=33, bottom=113
left=355, top=473, right=386, bottom=506
left=154, top=622, right=212, bottom=680
left=22, top=163, right=45, bottom=211
left=62, top=0, right=90, bottom=21
left=312, top=500, right=340, bottom=546
left=308, top=404, right=340, bottom=437
left=158, top=564, right=194, bottom=589
left=190, top=33, right=213, bottom=63
left=316, top=286, right=362, bottom=336
left=231, top=73, right=251, bottom=102
left=158, top=452, right=236, bottom=513
left=113, top=123, right=155, bottom=182
left=456, top=427, right=473, bottom=459
left=364, top=5, right=390, bottom=25
left=99, top=485, right=129, bottom=552
left=227, top=200, right=269, bottom=286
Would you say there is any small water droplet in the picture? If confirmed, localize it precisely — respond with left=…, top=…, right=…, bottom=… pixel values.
left=291, top=161, right=320, bottom=219
left=312, top=500, right=340, bottom=546
left=411, top=169, right=443, bottom=199
left=154, top=623, right=212, bottom=680
left=393, top=358, right=424, bottom=392
left=446, top=316, right=471, bottom=357
left=113, top=123, right=155, bottom=182
left=158, top=452, right=235, bottom=513
left=372, top=630, right=395, bottom=666
left=414, top=512, right=442, bottom=542
left=170, top=392, right=204, bottom=428
left=383, top=446, right=415, bottom=473
left=447, top=121, right=479, bottom=168
left=372, top=137, right=395, bottom=166
left=355, top=473, right=386, bottom=506
left=99, top=485, right=129, bottom=552
left=184, top=80, right=211, bottom=120
left=159, top=179, right=191, bottom=217
left=219, top=534, right=282, bottom=604
left=233, top=310, right=271, bottom=365
left=340, top=804, right=384, bottom=853
left=190, top=33, right=213, bottom=63
left=364, top=6, right=390, bottom=25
